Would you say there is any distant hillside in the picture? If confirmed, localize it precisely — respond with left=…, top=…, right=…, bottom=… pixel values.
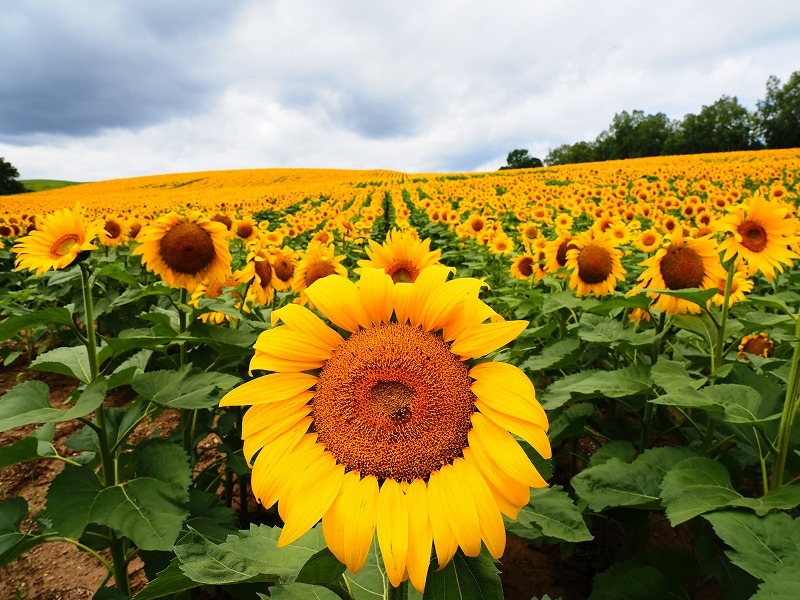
left=21, top=180, right=84, bottom=192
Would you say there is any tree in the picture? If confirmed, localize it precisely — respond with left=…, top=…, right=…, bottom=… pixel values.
left=757, top=71, right=800, bottom=149
left=0, top=158, right=26, bottom=195
left=500, top=149, right=543, bottom=170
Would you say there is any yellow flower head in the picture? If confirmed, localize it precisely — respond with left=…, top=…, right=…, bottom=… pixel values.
left=220, top=267, right=549, bottom=593
left=357, top=228, right=441, bottom=283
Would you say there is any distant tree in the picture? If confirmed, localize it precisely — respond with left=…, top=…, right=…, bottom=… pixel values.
left=500, top=149, right=543, bottom=170
left=757, top=72, right=800, bottom=149
left=545, top=141, right=597, bottom=166
left=665, top=96, right=760, bottom=155
left=0, top=158, right=26, bottom=195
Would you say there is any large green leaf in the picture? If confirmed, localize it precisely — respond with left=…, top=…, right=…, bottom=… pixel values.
left=184, top=490, right=239, bottom=543
left=0, top=377, right=107, bottom=432
left=132, top=365, right=240, bottom=409
left=577, top=313, right=657, bottom=348
left=133, top=559, right=196, bottom=600
left=0, top=437, right=41, bottom=468
left=752, top=551, right=800, bottom=599
left=174, top=525, right=326, bottom=586
left=423, top=551, right=503, bottom=600
left=0, top=306, right=75, bottom=342
left=30, top=344, right=105, bottom=383
left=506, top=485, right=592, bottom=543
left=547, top=403, right=594, bottom=446
left=0, top=497, right=42, bottom=566
left=660, top=457, right=741, bottom=525
left=572, top=447, right=695, bottom=511
left=540, top=364, right=652, bottom=410
left=650, top=360, right=706, bottom=394
left=589, top=562, right=667, bottom=600
left=134, top=439, right=192, bottom=502
left=267, top=583, right=341, bottom=600
left=45, top=465, right=103, bottom=537
left=704, top=511, right=800, bottom=580
left=90, top=477, right=189, bottom=551
left=518, top=338, right=581, bottom=372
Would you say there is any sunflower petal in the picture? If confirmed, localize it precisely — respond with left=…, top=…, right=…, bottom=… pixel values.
left=476, top=401, right=552, bottom=459
left=376, top=478, right=408, bottom=588
left=357, top=268, right=394, bottom=325
left=342, top=474, right=379, bottom=573
left=305, top=275, right=370, bottom=332
left=405, top=479, right=433, bottom=593
left=439, top=462, right=482, bottom=557
left=462, top=446, right=530, bottom=517
left=322, top=471, right=360, bottom=566
left=450, top=320, right=528, bottom=359
left=470, top=362, right=548, bottom=430
left=220, top=373, right=317, bottom=407
left=270, top=303, right=345, bottom=351
left=250, top=427, right=312, bottom=502
left=453, top=458, right=506, bottom=559
left=469, top=413, right=547, bottom=488
left=426, top=469, right=458, bottom=569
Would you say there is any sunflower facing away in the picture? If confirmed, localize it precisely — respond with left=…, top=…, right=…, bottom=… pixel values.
left=357, top=228, right=442, bottom=283
left=12, top=205, right=104, bottom=275
left=717, top=191, right=799, bottom=280
left=133, top=211, right=232, bottom=291
left=220, top=266, right=550, bottom=592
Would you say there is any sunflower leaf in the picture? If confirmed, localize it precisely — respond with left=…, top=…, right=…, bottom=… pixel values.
left=131, top=365, right=240, bottom=409
left=539, top=364, right=652, bottom=410
left=423, top=550, right=503, bottom=600
left=132, top=558, right=197, bottom=600
left=0, top=378, right=107, bottom=432
left=506, top=485, right=593, bottom=543
left=0, top=497, right=44, bottom=567
left=30, top=344, right=102, bottom=383
left=752, top=551, right=800, bottom=599
left=45, top=465, right=103, bottom=538
left=659, top=457, right=742, bottom=525
left=0, top=306, right=75, bottom=342
left=266, top=583, right=342, bottom=600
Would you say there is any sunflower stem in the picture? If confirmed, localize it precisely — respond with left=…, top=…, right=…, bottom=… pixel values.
left=387, top=580, right=408, bottom=600
left=178, top=288, right=188, bottom=368
left=770, top=313, right=800, bottom=489
left=712, top=258, right=736, bottom=374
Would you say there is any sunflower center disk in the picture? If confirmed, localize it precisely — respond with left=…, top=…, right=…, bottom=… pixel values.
left=53, top=234, right=80, bottom=257
left=104, top=221, right=122, bottom=239
left=577, top=245, right=613, bottom=284
left=254, top=259, right=273, bottom=287
left=387, top=262, right=417, bottom=283
left=313, top=322, right=476, bottom=482
left=273, top=257, right=295, bottom=282
left=738, top=221, right=768, bottom=252
left=159, top=222, right=216, bottom=275
left=660, top=246, right=705, bottom=289
left=305, top=261, right=336, bottom=286
left=518, top=257, right=534, bottom=277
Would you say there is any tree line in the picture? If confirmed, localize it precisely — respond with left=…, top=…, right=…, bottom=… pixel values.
left=542, top=70, right=800, bottom=166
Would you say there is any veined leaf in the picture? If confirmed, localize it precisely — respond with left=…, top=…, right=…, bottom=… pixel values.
left=423, top=551, right=503, bottom=600
left=540, top=364, right=652, bottom=410
left=752, top=551, right=800, bottom=599
left=519, top=338, right=581, bottom=372
left=0, top=306, right=75, bottom=342
left=132, top=365, right=240, bottom=409
left=660, top=457, right=742, bottom=525
left=0, top=378, right=107, bottom=432
left=45, top=465, right=103, bottom=538
left=506, top=486, right=592, bottom=543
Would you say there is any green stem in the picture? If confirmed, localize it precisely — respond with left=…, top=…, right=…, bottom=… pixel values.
left=770, top=314, right=800, bottom=489
left=640, top=400, right=654, bottom=452
left=178, top=288, right=188, bottom=368
left=387, top=581, right=409, bottom=600
left=712, top=259, right=736, bottom=373
left=46, top=535, right=113, bottom=572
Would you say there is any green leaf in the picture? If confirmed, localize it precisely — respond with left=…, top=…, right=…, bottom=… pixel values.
left=296, top=548, right=347, bottom=586
left=704, top=511, right=800, bottom=580
left=584, top=293, right=652, bottom=315
left=133, top=558, right=197, bottom=600
left=0, top=497, right=42, bottom=566
left=660, top=457, right=741, bottom=525
left=0, top=306, right=75, bottom=342
left=45, top=465, right=103, bottom=537
left=587, top=441, right=635, bottom=467
left=540, top=364, right=652, bottom=410
left=0, top=378, right=107, bottom=432
left=184, top=490, right=239, bottom=543
left=730, top=486, right=800, bottom=517
left=107, top=349, right=153, bottom=389
left=423, top=551, right=503, bottom=600
left=134, top=439, right=192, bottom=502
left=90, top=477, right=189, bottom=551
left=577, top=313, right=657, bottom=348
left=506, top=486, right=593, bottom=543
left=547, top=403, right=594, bottom=446
left=752, top=551, right=800, bottom=599
left=0, top=437, right=41, bottom=468
left=268, top=583, right=342, bottom=600
left=174, top=524, right=327, bottom=586
left=132, top=365, right=241, bottom=409
left=589, top=562, right=667, bottom=600
left=30, top=344, right=102, bottom=383
left=343, top=536, right=392, bottom=600
left=572, top=447, right=695, bottom=511
left=640, top=287, right=718, bottom=307
left=518, top=338, right=581, bottom=372
left=650, top=360, right=706, bottom=394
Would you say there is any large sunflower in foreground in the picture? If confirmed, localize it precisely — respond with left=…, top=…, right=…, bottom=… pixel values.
left=220, top=266, right=550, bottom=592
left=630, top=229, right=726, bottom=315
left=12, top=205, right=104, bottom=275
left=357, top=228, right=441, bottom=283
left=717, top=191, right=799, bottom=280
left=564, top=232, right=626, bottom=297
left=133, top=212, right=232, bottom=291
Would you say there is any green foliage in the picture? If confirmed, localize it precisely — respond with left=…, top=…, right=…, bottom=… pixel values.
left=0, top=157, right=27, bottom=195
left=500, top=149, right=543, bottom=170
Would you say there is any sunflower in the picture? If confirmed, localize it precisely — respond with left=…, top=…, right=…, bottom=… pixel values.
left=292, top=241, right=347, bottom=303
left=711, top=263, right=753, bottom=308
left=717, top=191, right=799, bottom=280
left=12, top=205, right=104, bottom=276
left=99, top=214, right=128, bottom=246
left=190, top=276, right=240, bottom=324
left=737, top=332, right=775, bottom=360
left=565, top=232, right=626, bottom=297
left=633, top=228, right=663, bottom=253
left=630, top=229, right=726, bottom=315
left=237, top=245, right=276, bottom=307
left=510, top=253, right=536, bottom=280
left=357, top=228, right=441, bottom=283
left=488, top=233, right=514, bottom=255
left=132, top=211, right=232, bottom=291
left=233, top=216, right=258, bottom=243
left=219, top=267, right=550, bottom=593
left=543, top=234, right=577, bottom=277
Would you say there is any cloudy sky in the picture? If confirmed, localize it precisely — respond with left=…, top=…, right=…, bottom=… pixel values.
left=1, top=1, right=799, bottom=181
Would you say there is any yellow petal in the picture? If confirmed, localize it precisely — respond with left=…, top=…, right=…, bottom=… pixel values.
left=253, top=326, right=335, bottom=363
left=407, top=265, right=453, bottom=328
left=376, top=478, right=409, bottom=588
left=220, top=373, right=317, bottom=407
left=462, top=447, right=529, bottom=517
left=243, top=415, right=312, bottom=466
left=393, top=282, right=413, bottom=324
left=250, top=426, right=311, bottom=502
left=450, top=320, right=528, bottom=359
left=249, top=352, right=326, bottom=373
left=438, top=463, right=482, bottom=557
left=357, top=268, right=394, bottom=325
left=278, top=452, right=345, bottom=547
left=241, top=397, right=313, bottom=438
left=271, top=303, right=344, bottom=351
left=405, top=479, right=433, bottom=593
left=322, top=471, right=360, bottom=566
left=453, top=458, right=506, bottom=559
left=342, top=474, right=379, bottom=573
left=476, top=400, right=552, bottom=460
left=442, top=295, right=499, bottom=342
left=420, top=277, right=485, bottom=333
left=426, top=469, right=458, bottom=569
left=259, top=435, right=324, bottom=509
left=469, top=413, right=547, bottom=488
left=470, top=362, right=548, bottom=430
left=305, top=275, right=370, bottom=333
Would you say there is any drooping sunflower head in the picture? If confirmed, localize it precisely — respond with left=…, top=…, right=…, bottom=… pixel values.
left=132, top=211, right=232, bottom=291
left=357, top=228, right=441, bottom=284
left=718, top=191, right=799, bottom=280
left=565, top=231, right=626, bottom=298
left=12, top=205, right=104, bottom=276
left=220, top=267, right=550, bottom=592
left=738, top=332, right=775, bottom=360
left=630, top=229, right=726, bottom=315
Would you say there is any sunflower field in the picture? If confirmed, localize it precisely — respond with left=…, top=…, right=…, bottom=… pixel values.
left=1, top=148, right=800, bottom=600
